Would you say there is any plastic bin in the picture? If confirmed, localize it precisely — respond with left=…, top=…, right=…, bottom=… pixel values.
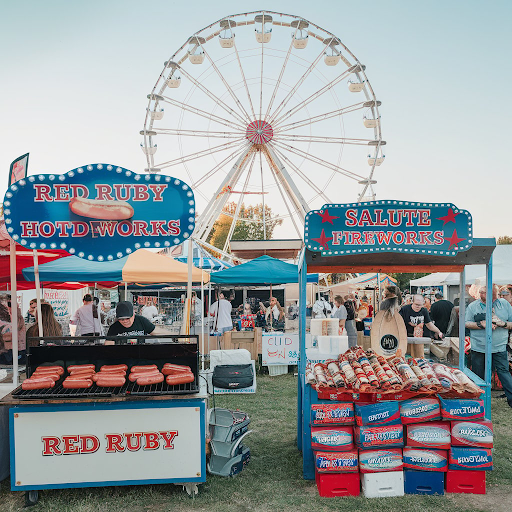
left=361, top=471, right=404, bottom=498
left=445, top=469, right=486, bottom=494
left=315, top=471, right=360, bottom=497
left=209, top=408, right=250, bottom=443
left=404, top=469, right=444, bottom=495
left=268, top=365, right=288, bottom=376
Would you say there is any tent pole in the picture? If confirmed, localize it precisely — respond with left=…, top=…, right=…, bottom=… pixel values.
left=200, top=248, right=204, bottom=371
left=270, top=283, right=273, bottom=331
left=208, top=281, right=212, bottom=359
left=10, top=240, right=18, bottom=386
left=184, top=238, right=193, bottom=336
left=33, top=249, right=43, bottom=338
left=124, top=282, right=127, bottom=300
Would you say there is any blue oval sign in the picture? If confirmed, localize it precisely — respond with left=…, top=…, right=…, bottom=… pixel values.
left=3, top=164, right=195, bottom=261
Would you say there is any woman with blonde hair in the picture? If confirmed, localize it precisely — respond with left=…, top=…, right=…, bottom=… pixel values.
left=26, top=303, right=62, bottom=347
left=0, top=296, right=27, bottom=364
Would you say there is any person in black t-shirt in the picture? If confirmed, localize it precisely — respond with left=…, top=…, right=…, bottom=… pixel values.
left=400, top=295, right=444, bottom=339
left=106, top=301, right=157, bottom=344
left=429, top=293, right=454, bottom=336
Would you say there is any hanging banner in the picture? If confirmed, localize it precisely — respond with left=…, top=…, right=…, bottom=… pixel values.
left=305, top=201, right=472, bottom=256
left=3, top=164, right=195, bottom=261
left=43, top=290, right=69, bottom=317
left=8, top=153, right=29, bottom=186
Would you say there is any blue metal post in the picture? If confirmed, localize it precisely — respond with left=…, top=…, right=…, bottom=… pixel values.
left=484, top=255, right=493, bottom=419
left=297, top=249, right=307, bottom=452
left=458, top=269, right=466, bottom=370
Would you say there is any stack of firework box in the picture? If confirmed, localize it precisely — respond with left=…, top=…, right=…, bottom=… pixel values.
left=311, top=396, right=492, bottom=498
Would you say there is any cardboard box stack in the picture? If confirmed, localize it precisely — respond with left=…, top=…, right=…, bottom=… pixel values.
left=311, top=396, right=492, bottom=497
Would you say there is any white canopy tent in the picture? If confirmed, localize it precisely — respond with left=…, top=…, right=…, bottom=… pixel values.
left=325, top=273, right=397, bottom=295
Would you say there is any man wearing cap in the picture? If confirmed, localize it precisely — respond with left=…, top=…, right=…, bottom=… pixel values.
left=106, top=301, right=157, bottom=343
left=466, top=285, right=512, bottom=407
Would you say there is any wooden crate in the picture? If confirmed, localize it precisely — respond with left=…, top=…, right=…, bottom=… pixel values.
left=223, top=328, right=262, bottom=360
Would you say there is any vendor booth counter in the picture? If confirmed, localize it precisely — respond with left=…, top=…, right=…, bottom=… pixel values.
left=298, top=238, right=496, bottom=481
left=1, top=338, right=207, bottom=505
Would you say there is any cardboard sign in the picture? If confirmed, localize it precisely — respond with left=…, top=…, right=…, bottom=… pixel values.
left=262, top=333, right=299, bottom=365
left=304, top=201, right=472, bottom=256
left=3, top=164, right=195, bottom=261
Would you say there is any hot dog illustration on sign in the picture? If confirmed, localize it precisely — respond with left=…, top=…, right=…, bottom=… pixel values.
left=3, top=164, right=195, bottom=261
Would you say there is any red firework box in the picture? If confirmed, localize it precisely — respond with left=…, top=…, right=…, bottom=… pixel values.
left=451, top=420, right=493, bottom=449
left=400, top=397, right=441, bottom=424
left=406, top=422, right=451, bottom=449
left=355, top=401, right=401, bottom=427
left=311, top=426, right=354, bottom=452
left=311, top=403, right=355, bottom=426
left=354, top=424, right=404, bottom=449
left=315, top=450, right=359, bottom=473
left=439, top=398, right=485, bottom=421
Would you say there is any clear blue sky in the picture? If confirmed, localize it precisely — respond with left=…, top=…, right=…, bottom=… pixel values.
left=1, top=0, right=511, bottom=238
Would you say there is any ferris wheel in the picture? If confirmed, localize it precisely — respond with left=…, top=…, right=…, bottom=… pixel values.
left=141, top=11, right=385, bottom=254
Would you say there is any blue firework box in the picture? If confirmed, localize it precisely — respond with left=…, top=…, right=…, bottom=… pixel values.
left=355, top=401, right=401, bottom=427
left=400, top=398, right=440, bottom=424
left=311, top=426, right=354, bottom=452
left=451, top=420, right=493, bottom=448
left=403, top=448, right=448, bottom=472
left=355, top=424, right=404, bottom=448
left=311, top=403, right=355, bottom=425
left=449, top=447, right=493, bottom=471
left=359, top=448, right=403, bottom=473
left=439, top=397, right=484, bottom=421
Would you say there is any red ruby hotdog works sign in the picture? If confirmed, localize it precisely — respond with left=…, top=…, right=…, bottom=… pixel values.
left=10, top=403, right=205, bottom=489
left=3, top=163, right=196, bottom=261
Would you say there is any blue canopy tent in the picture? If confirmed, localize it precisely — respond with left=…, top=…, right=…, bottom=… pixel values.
left=210, top=255, right=317, bottom=285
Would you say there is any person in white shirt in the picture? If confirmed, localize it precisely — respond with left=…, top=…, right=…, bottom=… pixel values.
left=142, top=303, right=159, bottom=321
left=70, top=294, right=103, bottom=336
left=209, top=292, right=232, bottom=334
left=312, top=294, right=332, bottom=319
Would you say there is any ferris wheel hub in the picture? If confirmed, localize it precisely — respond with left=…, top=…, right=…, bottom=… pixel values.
left=246, top=120, right=273, bottom=145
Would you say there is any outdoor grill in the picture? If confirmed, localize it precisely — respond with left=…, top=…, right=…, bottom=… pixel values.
left=13, top=339, right=199, bottom=400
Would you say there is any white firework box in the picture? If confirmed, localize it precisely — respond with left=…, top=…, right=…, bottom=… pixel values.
left=361, top=470, right=404, bottom=498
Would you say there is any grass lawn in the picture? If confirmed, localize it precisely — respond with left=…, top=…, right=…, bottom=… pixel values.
left=1, top=374, right=510, bottom=511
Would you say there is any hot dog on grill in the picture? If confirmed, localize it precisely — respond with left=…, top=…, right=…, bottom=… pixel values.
left=130, top=365, right=158, bottom=373
left=162, top=366, right=192, bottom=376
left=69, top=369, right=96, bottom=376
left=63, top=379, right=94, bottom=389
left=31, top=372, right=60, bottom=381
left=67, top=364, right=95, bottom=372
left=96, top=376, right=126, bottom=387
left=100, top=364, right=128, bottom=372
left=136, top=373, right=164, bottom=386
left=163, top=363, right=192, bottom=371
left=166, top=373, right=195, bottom=386
left=69, top=197, right=134, bottom=220
left=35, top=365, right=64, bottom=375
left=129, top=370, right=160, bottom=382
left=92, top=371, right=126, bottom=382
left=22, top=379, right=55, bottom=390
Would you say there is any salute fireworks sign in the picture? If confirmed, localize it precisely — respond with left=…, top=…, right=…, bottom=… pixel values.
left=3, top=164, right=195, bottom=261
left=305, top=201, right=472, bottom=256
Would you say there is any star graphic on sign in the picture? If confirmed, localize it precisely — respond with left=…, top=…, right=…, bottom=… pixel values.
left=312, top=229, right=333, bottom=250
left=317, top=209, right=340, bottom=225
left=436, top=207, right=460, bottom=225
left=444, top=229, right=466, bottom=249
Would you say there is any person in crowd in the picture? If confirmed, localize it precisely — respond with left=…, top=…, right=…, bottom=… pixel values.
left=70, top=294, right=103, bottom=336
left=0, top=296, right=27, bottom=364
left=266, top=296, right=285, bottom=330
left=312, top=294, right=331, bottom=319
left=429, top=292, right=454, bottom=336
left=141, top=301, right=159, bottom=321
left=499, top=286, right=512, bottom=306
left=380, top=285, right=402, bottom=319
left=423, top=296, right=432, bottom=311
left=331, top=295, right=348, bottom=346
left=25, top=299, right=37, bottom=323
left=240, top=303, right=256, bottom=330
left=343, top=294, right=360, bottom=337
left=465, top=285, right=512, bottom=407
left=256, top=301, right=269, bottom=328
left=209, top=291, right=233, bottom=334
left=106, top=301, right=162, bottom=343
left=400, top=294, right=444, bottom=356
left=26, top=303, right=62, bottom=347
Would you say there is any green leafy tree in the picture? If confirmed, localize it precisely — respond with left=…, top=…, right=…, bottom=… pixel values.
left=208, top=202, right=282, bottom=250
left=388, top=272, right=429, bottom=291
left=498, top=236, right=512, bottom=245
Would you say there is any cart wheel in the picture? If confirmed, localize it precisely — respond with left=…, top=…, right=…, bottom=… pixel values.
left=182, top=483, right=199, bottom=498
left=25, top=490, right=39, bottom=507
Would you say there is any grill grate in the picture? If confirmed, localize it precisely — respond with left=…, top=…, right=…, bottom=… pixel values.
left=126, top=377, right=199, bottom=396
left=12, top=382, right=126, bottom=399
